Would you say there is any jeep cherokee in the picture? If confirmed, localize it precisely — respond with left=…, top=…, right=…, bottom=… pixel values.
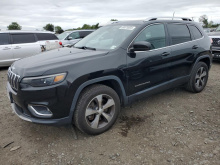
left=6, top=17, right=212, bottom=135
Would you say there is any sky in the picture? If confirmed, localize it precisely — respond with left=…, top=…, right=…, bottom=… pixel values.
left=0, top=0, right=220, bottom=31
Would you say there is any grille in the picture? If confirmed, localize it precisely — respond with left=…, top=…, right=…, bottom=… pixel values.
left=212, top=38, right=220, bottom=47
left=7, top=67, right=20, bottom=91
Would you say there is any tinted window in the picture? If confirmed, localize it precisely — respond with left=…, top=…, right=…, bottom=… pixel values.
left=134, top=24, right=166, bottom=49
left=79, top=31, right=93, bottom=38
left=189, top=25, right=203, bottom=40
left=12, top=34, right=36, bottom=44
left=0, top=33, right=9, bottom=45
left=167, top=24, right=191, bottom=45
left=36, top=33, right=58, bottom=41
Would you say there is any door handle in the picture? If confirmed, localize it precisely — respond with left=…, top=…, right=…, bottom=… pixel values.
left=161, top=52, right=170, bottom=56
left=3, top=47, right=11, bottom=50
left=192, top=45, right=199, bottom=49
left=14, top=46, right=21, bottom=49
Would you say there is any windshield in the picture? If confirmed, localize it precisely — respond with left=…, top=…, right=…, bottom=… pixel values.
left=216, top=26, right=220, bottom=32
left=57, top=31, right=71, bottom=40
left=74, top=25, right=136, bottom=50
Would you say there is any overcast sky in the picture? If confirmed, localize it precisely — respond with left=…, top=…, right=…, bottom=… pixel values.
left=0, top=0, right=220, bottom=31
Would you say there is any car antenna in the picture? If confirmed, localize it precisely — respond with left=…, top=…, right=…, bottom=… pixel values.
left=172, top=12, right=175, bottom=20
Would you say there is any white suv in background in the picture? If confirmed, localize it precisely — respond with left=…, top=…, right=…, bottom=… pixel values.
left=0, top=31, right=61, bottom=67
left=57, top=30, right=94, bottom=46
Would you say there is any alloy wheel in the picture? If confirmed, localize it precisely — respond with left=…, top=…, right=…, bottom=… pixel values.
left=85, top=94, right=115, bottom=129
left=195, top=67, right=207, bottom=89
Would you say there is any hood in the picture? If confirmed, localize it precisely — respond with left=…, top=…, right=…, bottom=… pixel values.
left=12, top=47, right=108, bottom=77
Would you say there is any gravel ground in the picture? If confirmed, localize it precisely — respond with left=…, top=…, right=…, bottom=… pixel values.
left=0, top=63, right=219, bottom=165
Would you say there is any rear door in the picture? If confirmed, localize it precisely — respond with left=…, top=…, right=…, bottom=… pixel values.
left=167, top=23, right=198, bottom=80
left=0, top=33, right=14, bottom=66
left=11, top=33, right=41, bottom=59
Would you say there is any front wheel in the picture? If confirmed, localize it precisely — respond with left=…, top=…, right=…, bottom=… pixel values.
left=73, top=84, right=120, bottom=135
left=185, top=62, right=209, bottom=93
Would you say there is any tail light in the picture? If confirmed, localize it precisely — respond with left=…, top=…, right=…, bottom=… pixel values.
left=59, top=41, right=62, bottom=46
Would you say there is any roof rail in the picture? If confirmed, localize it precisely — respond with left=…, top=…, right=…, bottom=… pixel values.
left=147, top=17, right=193, bottom=21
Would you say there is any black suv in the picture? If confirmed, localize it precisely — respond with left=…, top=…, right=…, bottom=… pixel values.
left=7, top=17, right=212, bottom=135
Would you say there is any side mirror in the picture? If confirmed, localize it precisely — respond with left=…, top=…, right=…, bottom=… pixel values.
left=67, top=37, right=73, bottom=40
left=128, top=41, right=152, bottom=58
left=132, top=41, right=152, bottom=52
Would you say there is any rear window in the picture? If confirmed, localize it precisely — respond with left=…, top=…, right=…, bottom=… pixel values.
left=188, top=25, right=203, bottom=40
left=12, top=34, right=36, bottom=44
left=167, top=24, right=191, bottom=45
left=36, top=33, right=58, bottom=41
left=0, top=33, right=10, bottom=45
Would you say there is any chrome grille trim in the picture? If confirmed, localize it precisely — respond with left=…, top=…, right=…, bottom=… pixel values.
left=212, top=38, right=220, bottom=47
left=7, top=67, right=20, bottom=91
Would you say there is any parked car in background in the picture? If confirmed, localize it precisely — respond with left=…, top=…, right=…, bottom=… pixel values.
left=7, top=17, right=212, bottom=135
left=57, top=30, right=94, bottom=46
left=208, top=25, right=220, bottom=61
left=0, top=31, right=61, bottom=67
left=203, top=28, right=216, bottom=33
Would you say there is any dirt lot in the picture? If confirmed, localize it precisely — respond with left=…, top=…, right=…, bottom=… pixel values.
left=0, top=63, right=219, bottom=165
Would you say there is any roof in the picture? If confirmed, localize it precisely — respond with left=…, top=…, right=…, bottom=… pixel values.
left=0, top=30, right=55, bottom=34
left=103, top=18, right=195, bottom=26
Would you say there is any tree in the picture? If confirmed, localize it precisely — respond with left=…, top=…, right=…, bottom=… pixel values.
left=43, top=24, right=54, bottom=32
left=199, top=15, right=213, bottom=28
left=55, top=26, right=64, bottom=34
left=199, top=15, right=208, bottom=27
left=7, top=22, right=22, bottom=30
left=199, top=15, right=219, bottom=28
left=74, top=23, right=99, bottom=30
left=110, top=19, right=118, bottom=21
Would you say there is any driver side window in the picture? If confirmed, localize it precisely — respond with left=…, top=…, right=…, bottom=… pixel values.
left=134, top=24, right=166, bottom=50
left=68, top=32, right=80, bottom=40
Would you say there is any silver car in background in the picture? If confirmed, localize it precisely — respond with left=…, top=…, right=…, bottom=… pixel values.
left=0, top=31, right=61, bottom=67
left=57, top=30, right=94, bottom=46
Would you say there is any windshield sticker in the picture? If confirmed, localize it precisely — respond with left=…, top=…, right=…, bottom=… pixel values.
left=110, top=45, right=117, bottom=49
left=119, top=26, right=136, bottom=30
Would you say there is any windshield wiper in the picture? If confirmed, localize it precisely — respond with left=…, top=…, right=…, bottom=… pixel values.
left=75, top=46, right=96, bottom=50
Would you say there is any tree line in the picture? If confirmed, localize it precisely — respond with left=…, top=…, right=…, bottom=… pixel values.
left=6, top=16, right=219, bottom=33
left=6, top=19, right=117, bottom=33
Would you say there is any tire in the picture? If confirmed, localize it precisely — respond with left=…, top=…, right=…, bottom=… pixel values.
left=185, top=62, right=209, bottom=93
left=73, top=84, right=120, bottom=135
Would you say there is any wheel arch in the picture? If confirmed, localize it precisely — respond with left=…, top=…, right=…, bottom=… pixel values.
left=199, top=57, right=211, bottom=69
left=69, top=76, right=128, bottom=119
left=190, top=55, right=211, bottom=75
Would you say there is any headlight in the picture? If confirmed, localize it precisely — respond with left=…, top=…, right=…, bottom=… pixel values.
left=21, top=73, right=67, bottom=87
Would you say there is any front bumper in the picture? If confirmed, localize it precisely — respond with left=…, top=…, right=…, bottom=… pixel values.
left=212, top=46, right=220, bottom=60
left=6, top=81, right=72, bottom=126
left=10, top=103, right=71, bottom=125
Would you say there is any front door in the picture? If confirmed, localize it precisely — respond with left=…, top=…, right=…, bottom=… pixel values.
left=126, top=23, right=172, bottom=96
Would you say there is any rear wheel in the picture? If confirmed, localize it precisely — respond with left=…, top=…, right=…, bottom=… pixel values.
left=185, top=62, right=209, bottom=93
left=73, top=84, right=120, bottom=135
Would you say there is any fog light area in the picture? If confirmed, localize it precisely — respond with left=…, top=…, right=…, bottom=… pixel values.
left=28, top=105, right=53, bottom=118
